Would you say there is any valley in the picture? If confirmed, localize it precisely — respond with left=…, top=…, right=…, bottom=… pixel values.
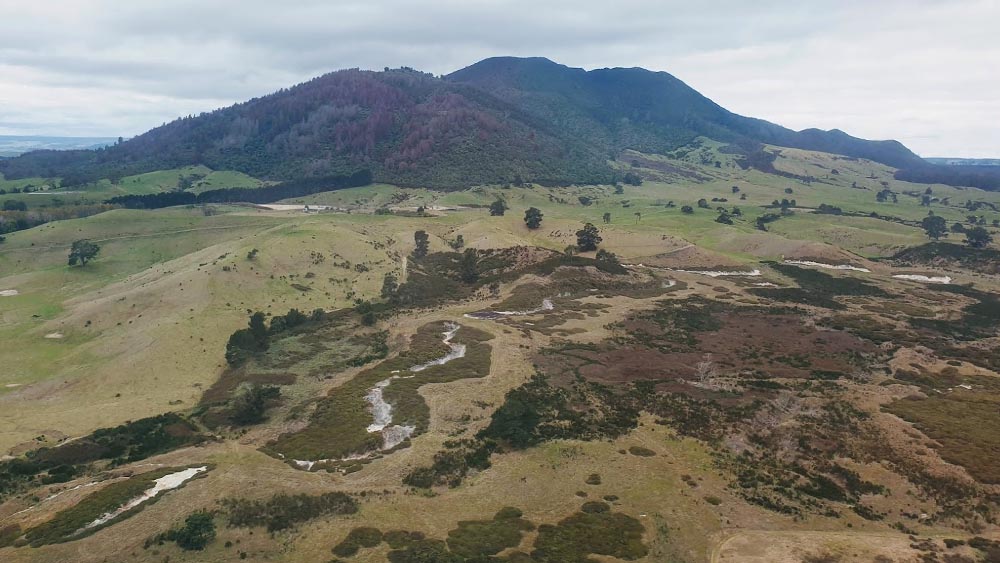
left=1, top=136, right=999, bottom=562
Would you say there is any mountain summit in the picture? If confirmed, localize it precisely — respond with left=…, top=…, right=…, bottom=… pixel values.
left=0, top=57, right=927, bottom=188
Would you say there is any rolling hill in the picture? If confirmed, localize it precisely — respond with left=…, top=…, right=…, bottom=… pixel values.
left=5, top=57, right=985, bottom=190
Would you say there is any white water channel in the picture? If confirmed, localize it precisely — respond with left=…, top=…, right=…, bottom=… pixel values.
left=676, top=269, right=762, bottom=277
left=83, top=466, right=207, bottom=530
left=293, top=323, right=467, bottom=470
left=464, top=299, right=554, bottom=320
left=892, top=274, right=952, bottom=284
left=783, top=260, right=871, bottom=273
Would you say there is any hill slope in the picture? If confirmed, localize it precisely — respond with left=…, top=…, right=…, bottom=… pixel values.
left=0, top=57, right=944, bottom=189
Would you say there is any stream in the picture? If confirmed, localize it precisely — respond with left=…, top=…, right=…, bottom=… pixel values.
left=464, top=299, right=554, bottom=320
left=293, top=323, right=466, bottom=469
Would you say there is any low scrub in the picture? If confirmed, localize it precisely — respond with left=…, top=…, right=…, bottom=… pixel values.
left=268, top=322, right=493, bottom=464
left=0, top=413, right=202, bottom=499
left=21, top=465, right=208, bottom=547
left=220, top=491, right=357, bottom=532
left=750, top=263, right=887, bottom=310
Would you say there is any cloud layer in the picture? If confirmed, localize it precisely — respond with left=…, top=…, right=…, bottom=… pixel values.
left=1, top=0, right=996, bottom=156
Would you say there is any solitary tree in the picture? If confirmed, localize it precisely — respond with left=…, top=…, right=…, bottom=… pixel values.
left=524, top=207, right=544, bottom=229
left=681, top=205, right=694, bottom=214
left=602, top=212, right=611, bottom=224
left=459, top=248, right=479, bottom=283
left=921, top=214, right=948, bottom=240
left=489, top=198, right=507, bottom=216
left=576, top=223, right=602, bottom=251
left=412, top=230, right=430, bottom=258
left=965, top=226, right=993, bottom=249
left=634, top=212, right=641, bottom=224
left=68, top=239, right=100, bottom=266
left=697, top=198, right=710, bottom=209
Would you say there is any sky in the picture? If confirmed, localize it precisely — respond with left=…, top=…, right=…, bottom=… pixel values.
left=0, top=0, right=997, bottom=157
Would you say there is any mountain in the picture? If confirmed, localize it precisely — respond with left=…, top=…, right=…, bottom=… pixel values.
left=446, top=57, right=924, bottom=169
left=0, top=56, right=963, bottom=189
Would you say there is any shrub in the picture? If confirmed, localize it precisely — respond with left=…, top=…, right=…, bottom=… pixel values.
left=530, top=502, right=647, bottom=561
left=446, top=507, right=534, bottom=559
left=221, top=492, right=357, bottom=532
left=165, top=511, right=216, bottom=551
left=332, top=527, right=383, bottom=557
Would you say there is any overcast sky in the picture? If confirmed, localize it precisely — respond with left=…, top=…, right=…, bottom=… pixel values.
left=1, top=0, right=997, bottom=157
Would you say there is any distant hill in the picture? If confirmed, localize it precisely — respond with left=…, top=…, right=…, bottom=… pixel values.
left=925, top=158, right=1000, bottom=166
left=0, top=135, right=116, bottom=157
left=0, top=57, right=975, bottom=189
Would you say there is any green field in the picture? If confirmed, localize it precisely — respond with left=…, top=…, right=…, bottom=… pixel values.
left=1, top=166, right=266, bottom=210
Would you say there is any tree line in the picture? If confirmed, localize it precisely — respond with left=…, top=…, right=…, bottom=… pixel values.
left=106, top=170, right=372, bottom=209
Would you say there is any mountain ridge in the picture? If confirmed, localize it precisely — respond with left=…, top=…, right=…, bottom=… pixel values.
left=3, top=56, right=986, bottom=189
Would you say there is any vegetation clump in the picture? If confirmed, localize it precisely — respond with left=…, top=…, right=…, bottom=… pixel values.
left=575, top=223, right=602, bottom=251
left=22, top=466, right=208, bottom=547
left=229, top=382, right=281, bottom=425
left=530, top=502, right=647, bottom=562
left=220, top=492, right=358, bottom=532
left=524, top=206, right=543, bottom=229
left=750, top=263, right=887, bottom=310
left=332, top=527, right=383, bottom=557
left=446, top=507, right=535, bottom=559
left=160, top=511, right=217, bottom=550
left=0, top=413, right=203, bottom=500
left=489, top=197, right=508, bottom=216
left=412, top=230, right=430, bottom=258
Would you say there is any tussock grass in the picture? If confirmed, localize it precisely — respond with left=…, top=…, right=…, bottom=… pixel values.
left=220, top=491, right=357, bottom=532
left=886, top=393, right=1000, bottom=483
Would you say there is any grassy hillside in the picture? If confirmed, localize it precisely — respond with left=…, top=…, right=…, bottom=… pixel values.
left=1, top=144, right=999, bottom=563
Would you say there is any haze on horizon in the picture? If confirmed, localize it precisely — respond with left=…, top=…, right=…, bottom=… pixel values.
left=0, top=0, right=997, bottom=158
